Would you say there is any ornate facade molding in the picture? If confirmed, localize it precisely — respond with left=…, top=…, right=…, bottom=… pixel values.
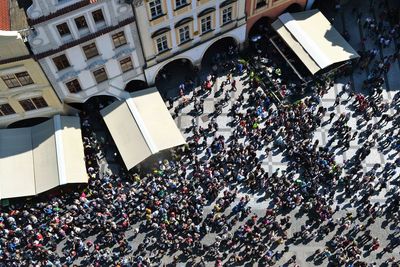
left=131, top=0, right=144, bottom=8
left=112, top=47, right=135, bottom=59
left=28, top=0, right=95, bottom=26
left=34, top=17, right=135, bottom=60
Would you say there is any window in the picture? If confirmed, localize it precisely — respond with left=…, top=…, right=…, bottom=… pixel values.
left=75, top=16, right=88, bottom=30
left=56, top=23, right=71, bottom=36
left=0, top=103, right=15, bottom=116
left=201, top=16, right=212, bottom=34
left=1, top=72, right=33, bottom=88
left=175, top=0, right=187, bottom=9
left=149, top=0, right=163, bottom=19
left=256, top=0, right=268, bottom=9
left=65, top=79, right=82, bottom=93
left=156, top=35, right=168, bottom=53
left=15, top=72, right=34, bottom=86
left=32, top=97, right=48, bottom=109
left=179, top=26, right=190, bottom=43
left=53, top=54, right=70, bottom=71
left=1, top=74, right=20, bottom=88
left=82, top=43, right=99, bottom=59
left=222, top=7, right=233, bottom=24
left=92, top=9, right=105, bottom=23
left=119, top=57, right=134, bottom=72
left=112, top=31, right=127, bottom=48
left=19, top=97, right=48, bottom=111
left=93, top=68, right=108, bottom=83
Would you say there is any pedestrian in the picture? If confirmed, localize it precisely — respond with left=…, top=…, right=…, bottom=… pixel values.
left=328, top=112, right=335, bottom=123
left=226, top=72, right=231, bottom=84
left=334, top=96, right=341, bottom=107
left=231, top=78, right=237, bottom=91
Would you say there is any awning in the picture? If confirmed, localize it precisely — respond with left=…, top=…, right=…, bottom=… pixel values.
left=101, top=87, right=186, bottom=170
left=272, top=9, right=359, bottom=75
left=0, top=115, right=87, bottom=200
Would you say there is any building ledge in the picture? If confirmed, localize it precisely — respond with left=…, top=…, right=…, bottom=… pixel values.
left=34, top=17, right=135, bottom=60
left=28, top=0, right=96, bottom=26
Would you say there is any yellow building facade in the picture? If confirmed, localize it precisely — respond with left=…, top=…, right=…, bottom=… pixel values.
left=0, top=31, right=63, bottom=128
left=133, top=0, right=247, bottom=85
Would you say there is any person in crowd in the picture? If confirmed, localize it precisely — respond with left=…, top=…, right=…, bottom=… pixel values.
left=0, top=2, right=399, bottom=266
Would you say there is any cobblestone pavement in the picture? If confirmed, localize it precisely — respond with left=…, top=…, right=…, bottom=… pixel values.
left=53, top=1, right=399, bottom=266
left=166, top=1, right=400, bottom=266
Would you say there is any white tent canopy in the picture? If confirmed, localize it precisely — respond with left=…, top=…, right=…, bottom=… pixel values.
left=0, top=115, right=87, bottom=200
left=101, top=87, right=186, bottom=170
left=272, top=9, right=360, bottom=75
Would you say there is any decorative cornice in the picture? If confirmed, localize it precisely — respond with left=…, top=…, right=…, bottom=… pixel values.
left=198, top=7, right=216, bottom=17
left=56, top=48, right=135, bottom=83
left=151, top=27, right=171, bottom=38
left=175, top=17, right=193, bottom=28
left=0, top=55, right=32, bottom=65
left=34, top=17, right=135, bottom=60
left=56, top=70, right=80, bottom=82
left=220, top=0, right=237, bottom=8
left=85, top=58, right=107, bottom=71
left=131, top=0, right=144, bottom=8
left=28, top=0, right=95, bottom=26
left=112, top=47, right=135, bottom=59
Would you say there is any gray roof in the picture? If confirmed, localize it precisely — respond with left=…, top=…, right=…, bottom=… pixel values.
left=9, top=0, right=29, bottom=31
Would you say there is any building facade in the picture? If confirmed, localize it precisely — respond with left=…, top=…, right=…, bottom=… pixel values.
left=133, top=0, right=247, bottom=85
left=246, top=0, right=307, bottom=35
left=0, top=31, right=63, bottom=128
left=26, top=0, right=146, bottom=103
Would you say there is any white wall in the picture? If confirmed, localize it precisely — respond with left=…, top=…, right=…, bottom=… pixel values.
left=42, top=24, right=145, bottom=103
left=26, top=0, right=146, bottom=104
left=28, top=1, right=131, bottom=54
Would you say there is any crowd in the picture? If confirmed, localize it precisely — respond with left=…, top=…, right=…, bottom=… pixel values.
left=0, top=2, right=400, bottom=267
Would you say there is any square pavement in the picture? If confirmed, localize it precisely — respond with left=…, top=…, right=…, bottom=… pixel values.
left=166, top=2, right=400, bottom=265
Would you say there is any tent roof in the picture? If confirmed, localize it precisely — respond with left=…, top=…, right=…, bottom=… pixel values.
left=0, top=115, right=87, bottom=200
left=101, top=87, right=186, bottom=170
left=272, top=9, right=359, bottom=74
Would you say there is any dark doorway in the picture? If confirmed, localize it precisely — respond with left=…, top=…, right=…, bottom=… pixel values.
left=201, top=37, right=238, bottom=69
left=83, top=95, right=119, bottom=111
left=155, top=58, right=195, bottom=100
left=7, top=117, right=50, bottom=128
left=125, top=80, right=148, bottom=93
left=248, top=16, right=273, bottom=40
left=248, top=17, right=275, bottom=55
left=68, top=95, right=119, bottom=112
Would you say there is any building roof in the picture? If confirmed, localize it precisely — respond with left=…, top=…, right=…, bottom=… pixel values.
left=0, top=0, right=10, bottom=30
left=272, top=10, right=360, bottom=74
left=0, top=30, right=30, bottom=61
left=100, top=87, right=186, bottom=170
left=9, top=0, right=29, bottom=30
left=0, top=115, right=88, bottom=200
left=0, top=0, right=29, bottom=31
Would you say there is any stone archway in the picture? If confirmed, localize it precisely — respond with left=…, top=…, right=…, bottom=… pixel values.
left=124, top=80, right=148, bottom=93
left=248, top=16, right=274, bottom=40
left=154, top=58, right=195, bottom=99
left=83, top=95, right=119, bottom=111
left=200, top=36, right=238, bottom=70
left=247, top=16, right=275, bottom=54
left=68, top=95, right=120, bottom=112
left=7, top=117, right=50, bottom=129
